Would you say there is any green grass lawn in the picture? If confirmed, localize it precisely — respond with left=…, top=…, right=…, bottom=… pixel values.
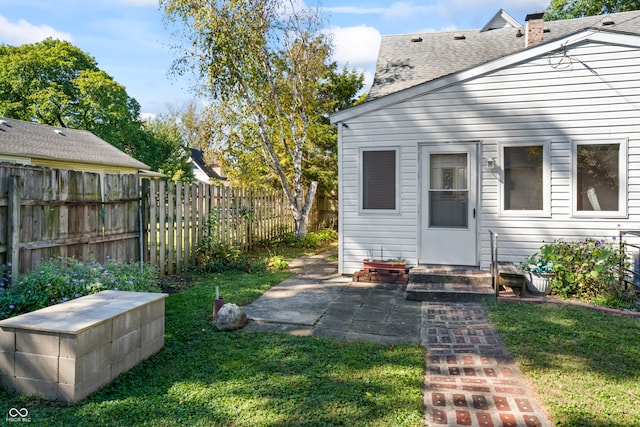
left=486, top=301, right=640, bottom=427
left=0, top=269, right=424, bottom=426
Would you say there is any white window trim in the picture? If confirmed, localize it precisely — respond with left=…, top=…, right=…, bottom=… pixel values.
left=498, top=140, right=551, bottom=217
left=571, top=139, right=628, bottom=219
left=358, top=146, right=400, bottom=214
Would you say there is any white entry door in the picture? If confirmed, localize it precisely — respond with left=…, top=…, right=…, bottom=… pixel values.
left=420, top=144, right=477, bottom=265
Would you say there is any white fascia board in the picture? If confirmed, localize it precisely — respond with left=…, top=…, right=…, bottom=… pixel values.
left=330, top=30, right=640, bottom=125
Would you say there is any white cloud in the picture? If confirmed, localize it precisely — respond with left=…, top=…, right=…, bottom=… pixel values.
left=0, top=16, right=73, bottom=45
left=362, top=69, right=374, bottom=92
left=325, top=25, right=381, bottom=68
left=139, top=112, right=157, bottom=122
left=324, top=2, right=437, bottom=19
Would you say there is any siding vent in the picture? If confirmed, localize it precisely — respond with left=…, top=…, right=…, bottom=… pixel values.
left=602, top=18, right=615, bottom=26
left=516, top=29, right=523, bottom=37
left=453, top=33, right=466, bottom=40
left=411, top=36, right=423, bottom=42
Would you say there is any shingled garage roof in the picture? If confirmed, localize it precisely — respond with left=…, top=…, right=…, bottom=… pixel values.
left=0, top=117, right=149, bottom=170
left=368, top=10, right=640, bottom=100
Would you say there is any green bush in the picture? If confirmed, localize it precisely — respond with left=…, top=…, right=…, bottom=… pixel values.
left=196, top=210, right=266, bottom=273
left=197, top=208, right=336, bottom=273
left=0, top=258, right=159, bottom=320
left=267, top=255, right=289, bottom=271
left=531, top=238, right=625, bottom=299
left=271, top=228, right=338, bottom=249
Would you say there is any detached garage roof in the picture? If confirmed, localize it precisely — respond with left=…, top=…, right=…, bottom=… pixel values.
left=0, top=117, right=149, bottom=170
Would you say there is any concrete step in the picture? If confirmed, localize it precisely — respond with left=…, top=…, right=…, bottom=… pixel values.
left=406, top=265, right=496, bottom=302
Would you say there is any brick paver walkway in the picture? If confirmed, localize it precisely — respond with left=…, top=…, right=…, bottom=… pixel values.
left=422, top=303, right=552, bottom=427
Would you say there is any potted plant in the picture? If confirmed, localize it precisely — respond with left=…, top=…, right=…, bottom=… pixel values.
left=520, top=248, right=555, bottom=295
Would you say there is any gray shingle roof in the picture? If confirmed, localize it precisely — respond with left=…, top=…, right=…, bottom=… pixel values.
left=368, top=10, right=640, bottom=100
left=188, top=147, right=227, bottom=181
left=0, top=117, right=149, bottom=170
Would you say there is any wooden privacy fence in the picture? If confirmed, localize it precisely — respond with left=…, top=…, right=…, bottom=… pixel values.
left=142, top=180, right=294, bottom=275
left=0, top=164, right=140, bottom=280
left=0, top=163, right=296, bottom=279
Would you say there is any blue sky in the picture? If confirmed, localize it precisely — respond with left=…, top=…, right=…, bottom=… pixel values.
left=0, top=0, right=549, bottom=118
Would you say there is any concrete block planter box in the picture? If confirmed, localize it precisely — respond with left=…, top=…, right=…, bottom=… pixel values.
left=0, top=290, right=167, bottom=403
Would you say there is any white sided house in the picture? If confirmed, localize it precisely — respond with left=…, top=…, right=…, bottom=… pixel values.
left=331, top=10, right=640, bottom=275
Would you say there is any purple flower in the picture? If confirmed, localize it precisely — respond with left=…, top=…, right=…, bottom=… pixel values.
left=74, top=293, right=80, bottom=298
left=612, top=236, right=617, bottom=241
left=9, top=304, right=14, bottom=309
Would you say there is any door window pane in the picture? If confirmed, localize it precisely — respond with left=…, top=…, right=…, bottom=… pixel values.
left=429, top=192, right=468, bottom=227
left=504, top=146, right=543, bottom=210
left=576, top=144, right=619, bottom=211
left=362, top=150, right=396, bottom=210
left=429, top=153, right=468, bottom=228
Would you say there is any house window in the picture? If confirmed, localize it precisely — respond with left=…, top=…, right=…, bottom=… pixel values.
left=574, top=141, right=626, bottom=216
left=362, top=149, right=397, bottom=211
left=500, top=142, right=549, bottom=216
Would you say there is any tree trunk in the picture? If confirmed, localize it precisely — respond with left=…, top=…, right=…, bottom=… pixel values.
left=293, top=180, right=318, bottom=239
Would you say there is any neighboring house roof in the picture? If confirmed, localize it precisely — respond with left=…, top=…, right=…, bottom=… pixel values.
left=368, top=10, right=640, bottom=100
left=188, top=147, right=227, bottom=182
left=480, top=9, right=522, bottom=32
left=0, top=117, right=149, bottom=170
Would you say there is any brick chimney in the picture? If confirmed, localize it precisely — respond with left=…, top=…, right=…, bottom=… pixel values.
left=525, top=12, right=545, bottom=47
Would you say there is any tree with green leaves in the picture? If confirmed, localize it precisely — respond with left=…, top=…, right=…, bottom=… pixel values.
left=0, top=38, right=194, bottom=180
left=141, top=115, right=194, bottom=182
left=161, top=0, right=362, bottom=238
left=0, top=39, right=143, bottom=157
left=545, top=0, right=640, bottom=20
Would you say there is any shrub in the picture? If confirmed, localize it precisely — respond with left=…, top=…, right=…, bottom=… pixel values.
left=270, top=228, right=338, bottom=249
left=267, top=255, right=289, bottom=271
left=197, top=208, right=336, bottom=273
left=196, top=210, right=266, bottom=273
left=0, top=258, right=159, bottom=320
left=529, top=238, right=625, bottom=299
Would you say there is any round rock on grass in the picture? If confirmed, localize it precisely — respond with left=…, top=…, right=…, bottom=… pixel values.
left=215, top=303, right=247, bottom=331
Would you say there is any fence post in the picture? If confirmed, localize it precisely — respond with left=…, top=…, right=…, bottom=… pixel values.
left=8, top=175, right=20, bottom=284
